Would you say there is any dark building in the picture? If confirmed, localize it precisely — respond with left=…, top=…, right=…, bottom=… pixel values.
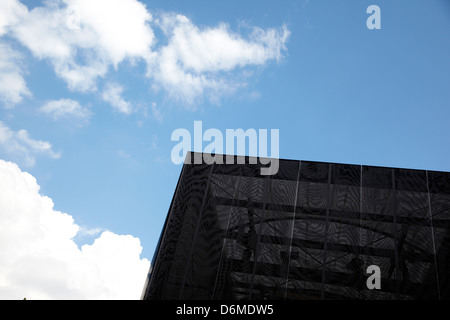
left=142, top=152, right=450, bottom=300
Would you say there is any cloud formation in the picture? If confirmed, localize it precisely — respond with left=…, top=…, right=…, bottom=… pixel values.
left=11, top=0, right=154, bottom=92
left=0, top=43, right=31, bottom=107
left=151, top=102, right=163, bottom=123
left=148, top=14, right=289, bottom=106
left=0, top=0, right=289, bottom=108
left=0, top=121, right=61, bottom=167
left=0, top=0, right=27, bottom=36
left=39, top=99, right=92, bottom=124
left=0, top=159, right=150, bottom=299
left=102, top=82, right=132, bottom=114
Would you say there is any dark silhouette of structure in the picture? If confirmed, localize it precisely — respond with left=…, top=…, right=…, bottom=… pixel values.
left=142, top=152, right=450, bottom=300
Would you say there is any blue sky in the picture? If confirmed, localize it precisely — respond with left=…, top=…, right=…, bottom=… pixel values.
left=0, top=0, right=450, bottom=299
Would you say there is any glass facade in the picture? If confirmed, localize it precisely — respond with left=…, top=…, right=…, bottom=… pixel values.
left=142, top=152, right=450, bottom=300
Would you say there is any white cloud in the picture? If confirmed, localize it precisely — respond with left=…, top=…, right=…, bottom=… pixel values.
left=102, top=82, right=132, bottom=114
left=76, top=226, right=104, bottom=237
left=248, top=90, right=261, bottom=100
left=0, top=159, right=150, bottom=299
left=151, top=102, right=163, bottom=123
left=39, top=99, right=92, bottom=124
left=117, top=150, right=131, bottom=159
left=0, top=1, right=28, bottom=107
left=0, top=43, right=31, bottom=107
left=151, top=134, right=158, bottom=149
left=0, top=121, right=61, bottom=167
left=68, top=0, right=155, bottom=65
left=11, top=0, right=154, bottom=92
left=147, top=14, right=290, bottom=106
left=0, top=0, right=27, bottom=37
left=158, top=15, right=289, bottom=73
left=2, top=0, right=289, bottom=107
